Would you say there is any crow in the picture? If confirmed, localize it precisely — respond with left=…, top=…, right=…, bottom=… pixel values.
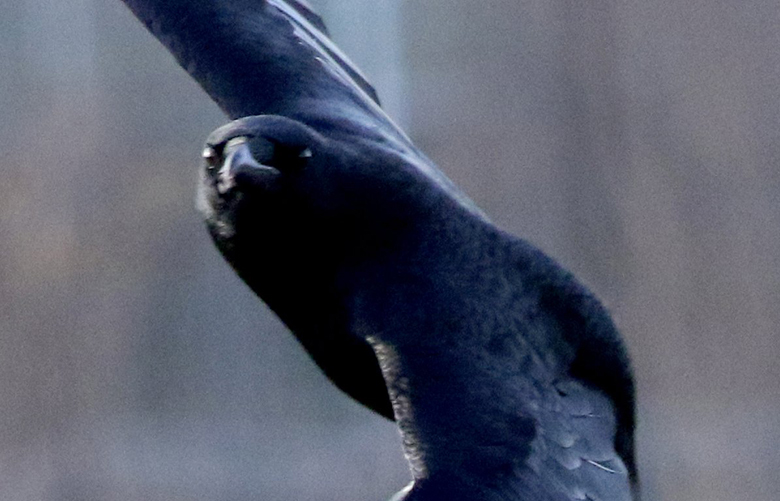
left=120, top=1, right=638, bottom=499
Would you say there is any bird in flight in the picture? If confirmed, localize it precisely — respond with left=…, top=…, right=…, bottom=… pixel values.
left=119, top=1, right=639, bottom=500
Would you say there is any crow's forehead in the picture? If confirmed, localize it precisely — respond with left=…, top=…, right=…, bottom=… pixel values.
left=205, top=118, right=264, bottom=147
left=206, top=115, right=326, bottom=150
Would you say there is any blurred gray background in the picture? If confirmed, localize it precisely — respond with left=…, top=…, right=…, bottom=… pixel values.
left=2, top=1, right=779, bottom=500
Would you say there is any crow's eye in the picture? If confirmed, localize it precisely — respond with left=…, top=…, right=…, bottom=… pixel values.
left=202, top=146, right=220, bottom=171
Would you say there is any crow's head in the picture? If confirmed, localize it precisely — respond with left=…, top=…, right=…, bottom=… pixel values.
left=197, top=114, right=455, bottom=280
left=197, top=115, right=321, bottom=241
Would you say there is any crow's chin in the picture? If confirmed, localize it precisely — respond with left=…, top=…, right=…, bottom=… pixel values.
left=196, top=183, right=238, bottom=239
left=207, top=216, right=237, bottom=241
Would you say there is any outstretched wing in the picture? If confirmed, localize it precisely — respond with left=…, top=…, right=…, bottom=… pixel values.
left=264, top=0, right=381, bottom=105
left=120, top=0, right=402, bottom=140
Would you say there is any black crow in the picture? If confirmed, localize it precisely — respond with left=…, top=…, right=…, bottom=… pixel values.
left=120, top=1, right=638, bottom=500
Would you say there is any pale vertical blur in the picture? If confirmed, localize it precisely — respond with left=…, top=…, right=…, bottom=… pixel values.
left=1, top=1, right=778, bottom=500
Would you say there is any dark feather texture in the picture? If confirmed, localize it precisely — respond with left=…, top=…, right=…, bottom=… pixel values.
left=119, top=1, right=639, bottom=499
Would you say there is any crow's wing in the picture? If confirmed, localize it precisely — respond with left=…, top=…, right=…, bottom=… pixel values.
left=526, top=379, right=634, bottom=501
left=121, top=0, right=398, bottom=138
left=481, top=381, right=634, bottom=501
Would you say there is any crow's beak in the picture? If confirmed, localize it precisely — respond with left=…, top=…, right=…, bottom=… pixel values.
left=217, top=141, right=280, bottom=194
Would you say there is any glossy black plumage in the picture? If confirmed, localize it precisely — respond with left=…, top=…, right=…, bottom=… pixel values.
left=119, top=1, right=638, bottom=499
